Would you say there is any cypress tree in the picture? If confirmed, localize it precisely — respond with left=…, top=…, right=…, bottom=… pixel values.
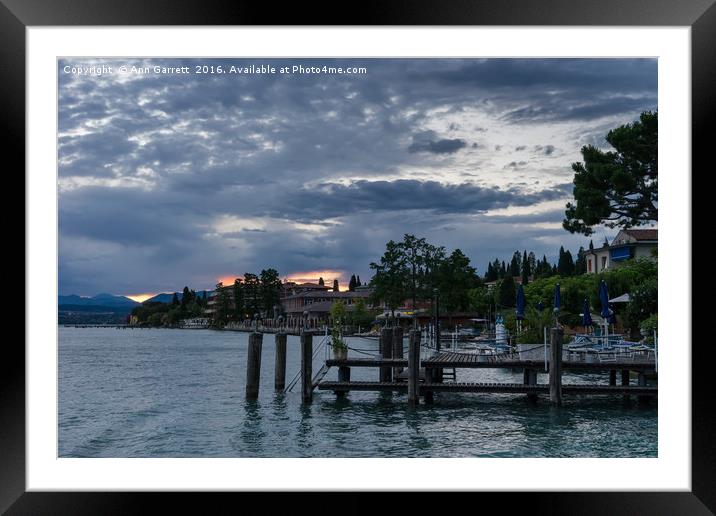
left=333, top=279, right=339, bottom=292
left=521, top=250, right=530, bottom=285
left=349, top=274, right=357, bottom=292
left=318, top=277, right=324, bottom=286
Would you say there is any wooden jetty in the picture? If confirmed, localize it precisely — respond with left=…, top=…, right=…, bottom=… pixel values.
left=316, top=328, right=657, bottom=405
left=243, top=328, right=657, bottom=405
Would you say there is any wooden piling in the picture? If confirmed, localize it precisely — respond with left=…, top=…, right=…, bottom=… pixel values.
left=274, top=332, right=287, bottom=391
left=300, top=331, right=313, bottom=403
left=408, top=330, right=420, bottom=406
left=245, top=332, right=263, bottom=399
left=392, top=326, right=404, bottom=378
left=549, top=327, right=563, bottom=406
left=621, top=369, right=630, bottom=402
left=379, top=327, right=393, bottom=383
left=335, top=366, right=350, bottom=397
left=524, top=368, right=538, bottom=401
left=637, top=372, right=650, bottom=404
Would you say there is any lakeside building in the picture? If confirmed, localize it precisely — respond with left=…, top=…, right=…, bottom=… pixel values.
left=281, top=286, right=374, bottom=327
left=583, top=229, right=657, bottom=274
left=203, top=280, right=374, bottom=325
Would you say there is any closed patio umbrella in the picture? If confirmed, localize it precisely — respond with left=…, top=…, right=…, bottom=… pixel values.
left=515, top=284, right=526, bottom=332
left=599, top=280, right=612, bottom=345
left=581, top=297, right=593, bottom=329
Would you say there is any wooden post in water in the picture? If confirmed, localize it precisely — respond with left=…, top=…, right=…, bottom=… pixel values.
left=245, top=332, right=263, bottom=399
left=523, top=368, right=538, bottom=401
left=549, top=327, right=563, bottom=406
left=637, top=372, right=649, bottom=404
left=300, top=331, right=313, bottom=403
left=274, top=332, right=287, bottom=391
left=379, top=326, right=393, bottom=383
left=423, top=367, right=434, bottom=404
left=392, top=326, right=404, bottom=378
left=408, top=330, right=420, bottom=406
left=609, top=369, right=617, bottom=386
left=335, top=366, right=350, bottom=398
left=621, top=369, right=630, bottom=402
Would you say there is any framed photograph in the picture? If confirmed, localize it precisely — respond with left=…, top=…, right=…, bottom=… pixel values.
left=7, top=0, right=710, bottom=512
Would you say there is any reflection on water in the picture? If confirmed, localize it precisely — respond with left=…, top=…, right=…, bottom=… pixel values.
left=59, top=327, right=657, bottom=458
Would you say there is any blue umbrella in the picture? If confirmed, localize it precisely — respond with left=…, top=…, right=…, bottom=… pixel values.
left=581, top=298, right=593, bottom=327
left=608, top=306, right=617, bottom=324
left=599, top=280, right=611, bottom=319
left=553, top=283, right=561, bottom=312
left=516, top=284, right=526, bottom=320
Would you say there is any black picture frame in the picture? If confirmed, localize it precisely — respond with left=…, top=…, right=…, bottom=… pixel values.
left=5, top=0, right=708, bottom=513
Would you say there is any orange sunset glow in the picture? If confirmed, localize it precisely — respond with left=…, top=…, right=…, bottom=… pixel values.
left=286, top=270, right=347, bottom=290
left=125, top=293, right=157, bottom=303
left=217, top=275, right=243, bottom=286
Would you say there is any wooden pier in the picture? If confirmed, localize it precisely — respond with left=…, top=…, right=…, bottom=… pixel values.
left=241, top=327, right=657, bottom=405
left=316, top=329, right=657, bottom=404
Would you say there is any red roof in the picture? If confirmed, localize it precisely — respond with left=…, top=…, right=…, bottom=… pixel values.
left=622, top=229, right=658, bottom=241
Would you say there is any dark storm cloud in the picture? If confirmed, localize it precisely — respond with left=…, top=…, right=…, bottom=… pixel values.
left=57, top=57, right=656, bottom=295
left=535, top=144, right=556, bottom=155
left=408, top=131, right=467, bottom=154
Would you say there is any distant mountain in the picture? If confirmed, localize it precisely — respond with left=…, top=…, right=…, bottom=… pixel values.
left=58, top=293, right=140, bottom=309
left=144, top=290, right=212, bottom=304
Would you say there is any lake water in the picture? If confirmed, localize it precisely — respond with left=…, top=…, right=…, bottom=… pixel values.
left=58, top=327, right=657, bottom=457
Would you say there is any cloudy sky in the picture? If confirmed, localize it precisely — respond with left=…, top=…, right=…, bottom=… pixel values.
left=58, top=58, right=657, bottom=299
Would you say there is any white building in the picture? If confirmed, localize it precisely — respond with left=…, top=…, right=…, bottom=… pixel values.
left=583, top=229, right=657, bottom=274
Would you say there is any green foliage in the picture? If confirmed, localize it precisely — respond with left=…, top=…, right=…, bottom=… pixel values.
left=233, top=279, right=246, bottom=320
left=639, top=313, right=658, bottom=343
left=350, top=298, right=374, bottom=329
left=369, top=239, right=409, bottom=314
left=370, top=235, right=481, bottom=317
left=497, top=276, right=517, bottom=308
left=468, top=286, right=493, bottom=315
left=260, top=268, right=282, bottom=315
left=522, top=258, right=657, bottom=332
left=437, top=249, right=480, bottom=313
left=623, top=276, right=658, bottom=334
left=243, top=273, right=261, bottom=317
left=330, top=300, right=347, bottom=350
left=515, top=307, right=554, bottom=344
left=564, top=111, right=658, bottom=235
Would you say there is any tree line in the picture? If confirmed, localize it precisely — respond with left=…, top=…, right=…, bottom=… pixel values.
left=213, top=268, right=283, bottom=323
left=369, top=234, right=481, bottom=318
left=483, top=242, right=596, bottom=284
left=130, top=286, right=208, bottom=326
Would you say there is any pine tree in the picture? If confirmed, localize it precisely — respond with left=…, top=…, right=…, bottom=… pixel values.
left=574, top=246, right=587, bottom=275
left=318, top=277, right=324, bottom=286
left=356, top=275, right=361, bottom=286
left=510, top=251, right=521, bottom=277
left=171, top=292, right=179, bottom=306
left=500, top=261, right=506, bottom=278
left=497, top=276, right=517, bottom=308
left=521, top=250, right=530, bottom=285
